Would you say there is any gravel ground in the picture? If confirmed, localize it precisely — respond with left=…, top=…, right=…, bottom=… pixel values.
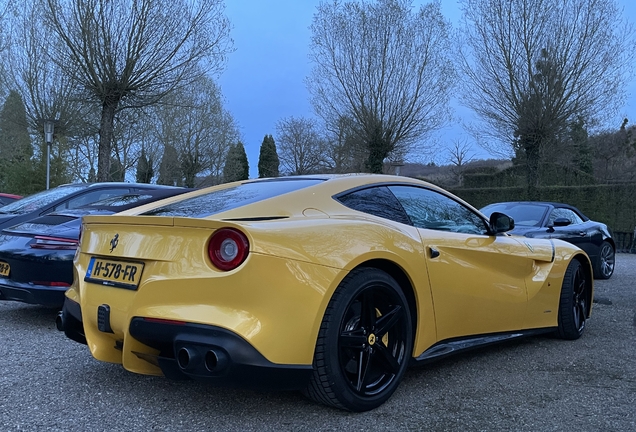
left=1, top=254, right=634, bottom=431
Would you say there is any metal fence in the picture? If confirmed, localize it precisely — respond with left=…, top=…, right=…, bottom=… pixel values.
left=614, top=230, right=636, bottom=253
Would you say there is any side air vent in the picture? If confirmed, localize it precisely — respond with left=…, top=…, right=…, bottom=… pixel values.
left=27, top=215, right=78, bottom=226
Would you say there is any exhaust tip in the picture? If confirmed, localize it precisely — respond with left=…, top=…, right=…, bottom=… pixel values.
left=204, top=350, right=218, bottom=372
left=177, top=347, right=193, bottom=370
left=55, top=311, right=64, bottom=331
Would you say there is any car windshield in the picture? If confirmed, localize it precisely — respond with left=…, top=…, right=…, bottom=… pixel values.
left=0, top=184, right=88, bottom=215
left=481, top=203, right=548, bottom=227
left=142, top=178, right=325, bottom=218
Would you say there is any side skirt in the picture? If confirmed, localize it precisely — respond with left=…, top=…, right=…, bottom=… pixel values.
left=411, top=328, right=557, bottom=365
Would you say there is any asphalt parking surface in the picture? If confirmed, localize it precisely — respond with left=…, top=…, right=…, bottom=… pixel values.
left=1, top=255, right=634, bottom=431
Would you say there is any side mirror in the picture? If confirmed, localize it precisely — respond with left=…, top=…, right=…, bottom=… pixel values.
left=489, top=212, right=514, bottom=234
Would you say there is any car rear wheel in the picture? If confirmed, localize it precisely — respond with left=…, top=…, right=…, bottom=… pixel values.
left=304, top=268, right=413, bottom=412
left=557, top=259, right=589, bottom=340
left=595, top=241, right=615, bottom=280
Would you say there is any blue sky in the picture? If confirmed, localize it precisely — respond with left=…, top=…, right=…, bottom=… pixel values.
left=218, top=0, right=636, bottom=178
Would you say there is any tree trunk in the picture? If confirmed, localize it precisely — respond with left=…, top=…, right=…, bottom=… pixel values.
left=97, top=101, right=118, bottom=182
left=366, top=132, right=392, bottom=174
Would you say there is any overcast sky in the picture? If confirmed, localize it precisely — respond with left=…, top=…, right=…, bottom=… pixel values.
left=218, top=0, right=636, bottom=178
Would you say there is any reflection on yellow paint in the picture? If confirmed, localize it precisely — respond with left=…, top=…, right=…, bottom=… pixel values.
left=148, top=305, right=263, bottom=340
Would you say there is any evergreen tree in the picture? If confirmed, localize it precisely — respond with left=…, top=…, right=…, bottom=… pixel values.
left=157, top=144, right=182, bottom=186
left=0, top=91, right=35, bottom=194
left=136, top=147, right=154, bottom=183
left=223, top=142, right=249, bottom=183
left=257, top=134, right=280, bottom=178
left=109, top=157, right=125, bottom=182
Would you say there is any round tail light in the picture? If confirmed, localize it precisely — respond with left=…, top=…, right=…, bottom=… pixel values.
left=208, top=228, right=249, bottom=271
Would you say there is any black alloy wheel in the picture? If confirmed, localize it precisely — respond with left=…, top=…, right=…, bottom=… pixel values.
left=557, top=259, right=589, bottom=340
left=596, top=241, right=615, bottom=280
left=305, top=268, right=413, bottom=412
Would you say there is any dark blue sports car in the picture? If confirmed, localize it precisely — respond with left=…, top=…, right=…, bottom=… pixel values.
left=481, top=201, right=615, bottom=279
left=0, top=187, right=192, bottom=307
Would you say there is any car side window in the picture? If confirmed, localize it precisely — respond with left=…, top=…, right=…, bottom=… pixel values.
left=54, top=188, right=131, bottom=211
left=388, top=185, right=489, bottom=235
left=548, top=208, right=584, bottom=225
left=336, top=186, right=411, bottom=225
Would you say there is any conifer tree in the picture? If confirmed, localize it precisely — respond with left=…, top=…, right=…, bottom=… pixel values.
left=136, top=147, right=154, bottom=183
left=0, top=91, right=35, bottom=194
left=258, top=134, right=280, bottom=178
left=109, top=157, right=125, bottom=182
left=158, top=144, right=182, bottom=186
left=223, top=142, right=249, bottom=183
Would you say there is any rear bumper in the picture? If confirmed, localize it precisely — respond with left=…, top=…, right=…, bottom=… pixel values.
left=0, top=280, right=68, bottom=307
left=59, top=298, right=312, bottom=390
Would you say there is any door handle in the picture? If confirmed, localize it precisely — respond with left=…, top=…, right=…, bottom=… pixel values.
left=429, top=247, right=440, bottom=259
left=579, top=231, right=587, bottom=237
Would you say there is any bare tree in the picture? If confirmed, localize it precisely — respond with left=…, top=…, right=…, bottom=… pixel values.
left=448, top=139, right=475, bottom=186
left=458, top=0, right=634, bottom=196
left=1, top=0, right=94, bottom=186
left=276, top=116, right=325, bottom=175
left=40, top=0, right=233, bottom=181
left=308, top=0, right=454, bottom=173
left=152, top=76, right=239, bottom=187
left=322, top=115, right=368, bottom=174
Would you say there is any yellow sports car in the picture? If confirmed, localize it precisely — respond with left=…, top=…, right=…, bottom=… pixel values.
left=58, top=174, right=593, bottom=411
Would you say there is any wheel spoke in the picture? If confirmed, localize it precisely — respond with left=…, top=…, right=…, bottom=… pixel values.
left=375, top=305, right=403, bottom=337
left=356, top=348, right=372, bottom=391
left=373, top=342, right=401, bottom=374
left=360, top=290, right=376, bottom=329
left=574, top=269, right=585, bottom=296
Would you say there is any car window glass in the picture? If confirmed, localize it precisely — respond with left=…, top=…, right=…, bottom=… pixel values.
left=389, top=185, right=489, bottom=235
left=336, top=186, right=411, bottom=225
left=548, top=208, right=584, bottom=225
left=481, top=203, right=547, bottom=227
left=0, top=185, right=88, bottom=214
left=142, top=179, right=324, bottom=217
left=56, top=188, right=131, bottom=211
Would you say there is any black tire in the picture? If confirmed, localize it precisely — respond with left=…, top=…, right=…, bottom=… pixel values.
left=594, top=241, right=615, bottom=280
left=304, top=268, right=413, bottom=412
left=556, top=259, right=590, bottom=340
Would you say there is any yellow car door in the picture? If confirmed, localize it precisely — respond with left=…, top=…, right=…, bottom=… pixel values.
left=388, top=185, right=534, bottom=341
left=417, top=230, right=532, bottom=340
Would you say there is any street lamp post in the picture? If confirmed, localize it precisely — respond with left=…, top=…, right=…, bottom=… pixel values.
left=44, top=120, right=55, bottom=189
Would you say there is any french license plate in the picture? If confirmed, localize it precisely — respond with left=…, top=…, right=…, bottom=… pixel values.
left=85, top=257, right=144, bottom=290
left=0, top=261, right=9, bottom=277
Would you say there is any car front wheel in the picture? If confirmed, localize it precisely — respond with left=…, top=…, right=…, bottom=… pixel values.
left=557, top=259, right=590, bottom=340
left=304, top=268, right=413, bottom=411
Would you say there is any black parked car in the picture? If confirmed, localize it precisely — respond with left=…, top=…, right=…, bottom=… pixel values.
left=480, top=201, right=615, bottom=279
left=0, top=185, right=192, bottom=307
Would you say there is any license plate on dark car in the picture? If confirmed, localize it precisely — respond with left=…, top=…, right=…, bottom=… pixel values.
left=85, top=257, right=144, bottom=290
left=0, top=261, right=9, bottom=277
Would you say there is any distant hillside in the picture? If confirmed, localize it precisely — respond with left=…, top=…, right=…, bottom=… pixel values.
left=394, top=159, right=513, bottom=187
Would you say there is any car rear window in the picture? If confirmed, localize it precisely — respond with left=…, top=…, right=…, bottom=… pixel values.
left=141, top=178, right=325, bottom=218
left=0, top=184, right=88, bottom=214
